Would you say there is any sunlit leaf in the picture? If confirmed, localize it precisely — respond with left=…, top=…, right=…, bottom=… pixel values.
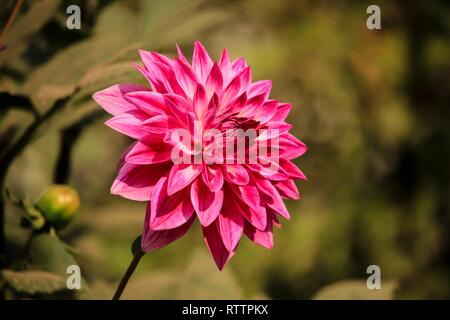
left=313, top=279, right=398, bottom=300
left=2, top=269, right=66, bottom=295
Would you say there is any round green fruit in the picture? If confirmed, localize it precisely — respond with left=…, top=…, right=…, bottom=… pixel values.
left=35, top=185, right=80, bottom=228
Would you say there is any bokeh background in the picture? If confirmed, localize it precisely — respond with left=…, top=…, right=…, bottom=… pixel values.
left=1, top=0, right=449, bottom=299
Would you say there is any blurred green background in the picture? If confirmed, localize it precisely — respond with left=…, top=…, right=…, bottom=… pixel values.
left=1, top=0, right=449, bottom=299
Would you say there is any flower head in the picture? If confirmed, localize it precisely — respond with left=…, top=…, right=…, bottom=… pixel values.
left=93, top=42, right=307, bottom=270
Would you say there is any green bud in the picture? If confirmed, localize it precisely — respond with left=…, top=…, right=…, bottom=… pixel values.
left=35, top=185, right=80, bottom=229
left=131, top=235, right=142, bottom=256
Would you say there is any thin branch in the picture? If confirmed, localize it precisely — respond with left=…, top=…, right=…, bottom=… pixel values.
left=0, top=0, right=25, bottom=43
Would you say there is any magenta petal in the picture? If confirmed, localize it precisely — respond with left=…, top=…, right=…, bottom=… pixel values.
left=248, top=80, right=272, bottom=100
left=192, top=41, right=213, bottom=84
left=255, top=100, right=278, bottom=123
left=191, top=178, right=223, bottom=226
left=202, top=166, right=224, bottom=192
left=125, top=141, right=172, bottom=165
left=228, top=185, right=267, bottom=230
left=223, top=164, right=250, bottom=185
left=279, top=134, right=307, bottom=159
left=205, top=63, right=223, bottom=99
left=173, top=58, right=198, bottom=99
left=93, top=84, right=149, bottom=115
left=255, top=177, right=290, bottom=220
left=244, top=219, right=273, bottom=249
left=274, top=179, right=300, bottom=200
left=238, top=184, right=260, bottom=210
left=125, top=91, right=167, bottom=116
left=231, top=58, right=248, bottom=74
left=271, top=103, right=292, bottom=122
left=193, top=84, right=208, bottom=120
left=111, top=162, right=170, bottom=201
left=141, top=202, right=195, bottom=252
left=150, top=176, right=195, bottom=230
left=221, top=67, right=251, bottom=107
left=202, top=222, right=234, bottom=271
left=167, top=163, right=203, bottom=196
left=218, top=200, right=244, bottom=252
left=142, top=115, right=169, bottom=135
left=176, top=43, right=190, bottom=65
left=280, top=159, right=307, bottom=180
left=219, top=48, right=233, bottom=85
left=105, top=110, right=149, bottom=139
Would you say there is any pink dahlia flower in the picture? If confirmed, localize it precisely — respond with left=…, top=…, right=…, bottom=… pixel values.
left=93, top=42, right=307, bottom=270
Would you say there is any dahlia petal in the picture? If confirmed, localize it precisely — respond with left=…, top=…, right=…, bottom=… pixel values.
left=174, top=58, right=198, bottom=99
left=163, top=94, right=192, bottom=125
left=125, top=141, right=172, bottom=164
left=202, top=165, right=224, bottom=192
left=133, top=62, right=167, bottom=93
left=248, top=80, right=272, bottom=100
left=193, top=84, right=208, bottom=120
left=111, top=162, right=170, bottom=201
left=271, top=103, right=292, bottom=122
left=203, top=222, right=234, bottom=270
left=273, top=213, right=282, bottom=229
left=205, top=63, right=223, bottom=99
left=192, top=41, right=213, bottom=84
left=255, top=100, right=278, bottom=123
left=150, top=176, right=195, bottom=230
left=176, top=43, right=190, bottom=65
left=228, top=92, right=247, bottom=112
left=125, top=91, right=166, bottom=116
left=149, top=51, right=173, bottom=66
left=142, top=205, right=195, bottom=252
left=280, top=134, right=308, bottom=159
left=227, top=184, right=267, bottom=230
left=191, top=178, right=223, bottom=226
left=218, top=200, right=244, bottom=252
left=142, top=115, right=169, bottom=134
left=274, top=179, right=300, bottom=200
left=138, top=50, right=170, bottom=92
left=256, top=122, right=292, bottom=141
left=223, top=164, right=250, bottom=185
left=243, top=204, right=267, bottom=231
left=167, top=163, right=203, bottom=195
left=221, top=67, right=251, bottom=107
left=280, top=159, right=307, bottom=180
left=238, top=93, right=265, bottom=118
left=247, top=161, right=289, bottom=181
left=105, top=110, right=149, bottom=139
left=238, top=184, right=260, bottom=210
left=254, top=176, right=290, bottom=220
left=154, top=61, right=186, bottom=97
left=92, top=83, right=149, bottom=115
left=219, top=48, right=233, bottom=85
left=244, top=219, right=273, bottom=249
left=231, top=58, right=248, bottom=74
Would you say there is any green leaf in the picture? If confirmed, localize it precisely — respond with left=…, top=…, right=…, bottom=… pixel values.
left=0, top=0, right=61, bottom=66
left=26, top=233, right=78, bottom=275
left=2, top=269, right=66, bottom=295
left=21, top=3, right=141, bottom=112
left=313, top=279, right=398, bottom=300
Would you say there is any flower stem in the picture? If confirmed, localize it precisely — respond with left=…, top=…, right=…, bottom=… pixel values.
left=112, top=249, right=145, bottom=300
